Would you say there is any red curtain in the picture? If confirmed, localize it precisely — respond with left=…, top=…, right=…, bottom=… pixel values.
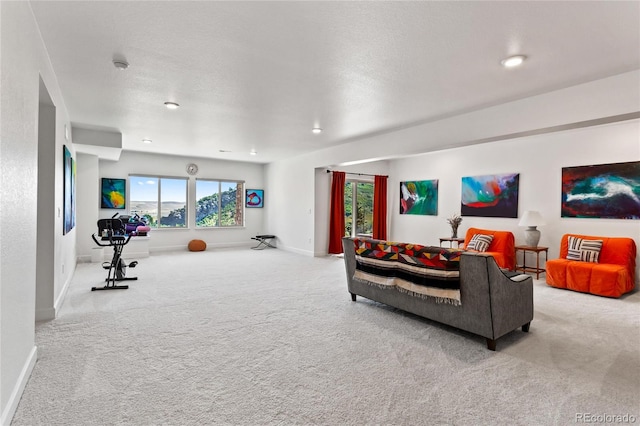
left=328, top=171, right=346, bottom=254
left=373, top=175, right=388, bottom=240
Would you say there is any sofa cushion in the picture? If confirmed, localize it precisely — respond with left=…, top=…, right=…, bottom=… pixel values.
left=467, top=234, right=494, bottom=252
left=591, top=264, right=633, bottom=298
left=566, top=236, right=603, bottom=263
left=546, top=258, right=570, bottom=288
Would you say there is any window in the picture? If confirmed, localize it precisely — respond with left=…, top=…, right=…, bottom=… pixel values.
left=195, top=179, right=244, bottom=227
left=129, top=176, right=188, bottom=228
left=344, top=180, right=374, bottom=237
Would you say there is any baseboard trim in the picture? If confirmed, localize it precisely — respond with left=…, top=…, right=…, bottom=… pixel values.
left=122, top=251, right=149, bottom=258
left=149, top=242, right=253, bottom=254
left=150, top=245, right=190, bottom=254
left=1, top=346, right=37, bottom=426
left=35, top=307, right=55, bottom=322
left=54, top=270, right=72, bottom=317
left=279, top=245, right=314, bottom=257
left=36, top=263, right=74, bottom=322
left=203, top=242, right=254, bottom=249
left=79, top=241, right=259, bottom=260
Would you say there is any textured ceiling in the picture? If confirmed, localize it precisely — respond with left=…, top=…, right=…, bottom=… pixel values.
left=30, top=1, right=640, bottom=163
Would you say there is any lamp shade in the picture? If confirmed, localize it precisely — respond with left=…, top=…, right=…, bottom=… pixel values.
left=519, top=210, right=545, bottom=227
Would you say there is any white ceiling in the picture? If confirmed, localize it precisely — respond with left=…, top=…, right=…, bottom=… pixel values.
left=30, top=1, right=640, bottom=164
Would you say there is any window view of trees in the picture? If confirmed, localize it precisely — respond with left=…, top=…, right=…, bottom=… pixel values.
left=129, top=176, right=187, bottom=228
left=196, top=180, right=243, bottom=227
left=160, top=178, right=187, bottom=227
left=344, top=181, right=374, bottom=237
left=128, top=176, right=243, bottom=229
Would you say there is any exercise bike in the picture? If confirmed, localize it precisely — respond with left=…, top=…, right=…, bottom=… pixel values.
left=91, top=216, right=138, bottom=291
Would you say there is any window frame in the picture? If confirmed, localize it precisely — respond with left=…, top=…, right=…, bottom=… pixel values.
left=128, top=174, right=189, bottom=229
left=195, top=178, right=245, bottom=228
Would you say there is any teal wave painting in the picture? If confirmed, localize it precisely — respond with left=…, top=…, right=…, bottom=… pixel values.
left=562, top=161, right=640, bottom=219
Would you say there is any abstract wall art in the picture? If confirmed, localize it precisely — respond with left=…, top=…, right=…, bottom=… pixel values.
left=63, top=145, right=76, bottom=234
left=400, top=180, right=438, bottom=215
left=562, top=161, right=640, bottom=219
left=101, top=178, right=126, bottom=209
left=461, top=173, right=519, bottom=218
left=246, top=189, right=264, bottom=208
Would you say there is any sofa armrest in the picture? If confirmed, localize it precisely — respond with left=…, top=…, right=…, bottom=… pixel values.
left=342, top=237, right=357, bottom=288
left=510, top=274, right=530, bottom=282
left=485, top=255, right=534, bottom=340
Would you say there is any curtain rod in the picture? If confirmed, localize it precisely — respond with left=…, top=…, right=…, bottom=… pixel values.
left=326, top=170, right=388, bottom=178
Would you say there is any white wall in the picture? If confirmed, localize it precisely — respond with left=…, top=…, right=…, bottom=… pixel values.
left=389, top=120, right=640, bottom=279
left=91, top=151, right=265, bottom=256
left=35, top=99, right=56, bottom=321
left=267, top=70, right=640, bottom=258
left=76, top=153, right=100, bottom=262
left=0, top=2, right=75, bottom=424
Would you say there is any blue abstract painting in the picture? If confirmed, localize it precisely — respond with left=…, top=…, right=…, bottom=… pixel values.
left=461, top=173, right=519, bottom=218
left=63, top=145, right=76, bottom=234
left=562, top=161, right=640, bottom=219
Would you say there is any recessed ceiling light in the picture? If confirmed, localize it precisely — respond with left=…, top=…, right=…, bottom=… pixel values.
left=164, top=102, right=180, bottom=109
left=113, top=60, right=129, bottom=70
left=249, top=149, right=257, bottom=156
left=501, top=55, right=527, bottom=68
left=312, top=127, right=323, bottom=134
left=142, top=139, right=152, bottom=144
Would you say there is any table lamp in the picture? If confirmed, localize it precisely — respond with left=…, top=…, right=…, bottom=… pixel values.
left=519, top=210, right=545, bottom=247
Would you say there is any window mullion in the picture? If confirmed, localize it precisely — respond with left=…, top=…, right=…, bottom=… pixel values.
left=157, top=178, right=162, bottom=227
left=351, top=182, right=357, bottom=238
left=217, top=181, right=222, bottom=227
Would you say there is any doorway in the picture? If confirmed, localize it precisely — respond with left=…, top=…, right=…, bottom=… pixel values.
left=36, top=77, right=56, bottom=321
left=344, top=180, right=374, bottom=238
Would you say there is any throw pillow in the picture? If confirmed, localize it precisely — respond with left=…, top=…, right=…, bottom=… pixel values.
left=467, top=234, right=494, bottom=252
left=566, top=236, right=602, bottom=263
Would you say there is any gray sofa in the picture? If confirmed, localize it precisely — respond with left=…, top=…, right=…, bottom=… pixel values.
left=342, top=237, right=534, bottom=350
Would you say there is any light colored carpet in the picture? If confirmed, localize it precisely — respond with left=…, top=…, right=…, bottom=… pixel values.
left=11, top=247, right=640, bottom=425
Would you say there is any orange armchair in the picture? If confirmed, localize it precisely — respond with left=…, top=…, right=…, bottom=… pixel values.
left=463, top=227, right=516, bottom=270
left=546, top=234, right=636, bottom=298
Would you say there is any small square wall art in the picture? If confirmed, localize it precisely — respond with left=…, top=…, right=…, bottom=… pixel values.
left=400, top=180, right=438, bottom=215
left=461, top=173, right=519, bottom=218
left=562, top=161, right=640, bottom=219
left=101, top=178, right=126, bottom=209
left=246, top=189, right=264, bottom=208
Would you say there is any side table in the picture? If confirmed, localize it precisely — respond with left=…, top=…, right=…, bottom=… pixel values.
left=439, top=237, right=465, bottom=248
left=515, top=245, right=548, bottom=279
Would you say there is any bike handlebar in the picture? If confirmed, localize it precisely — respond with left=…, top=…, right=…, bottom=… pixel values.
left=92, top=233, right=132, bottom=247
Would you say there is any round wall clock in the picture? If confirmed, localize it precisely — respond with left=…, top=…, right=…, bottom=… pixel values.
left=186, top=163, right=199, bottom=175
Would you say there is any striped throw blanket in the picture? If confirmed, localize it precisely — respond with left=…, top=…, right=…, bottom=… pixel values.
left=353, top=239, right=462, bottom=305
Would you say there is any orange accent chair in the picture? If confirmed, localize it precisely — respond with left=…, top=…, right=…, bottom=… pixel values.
left=463, top=227, right=516, bottom=270
left=546, top=234, right=636, bottom=298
